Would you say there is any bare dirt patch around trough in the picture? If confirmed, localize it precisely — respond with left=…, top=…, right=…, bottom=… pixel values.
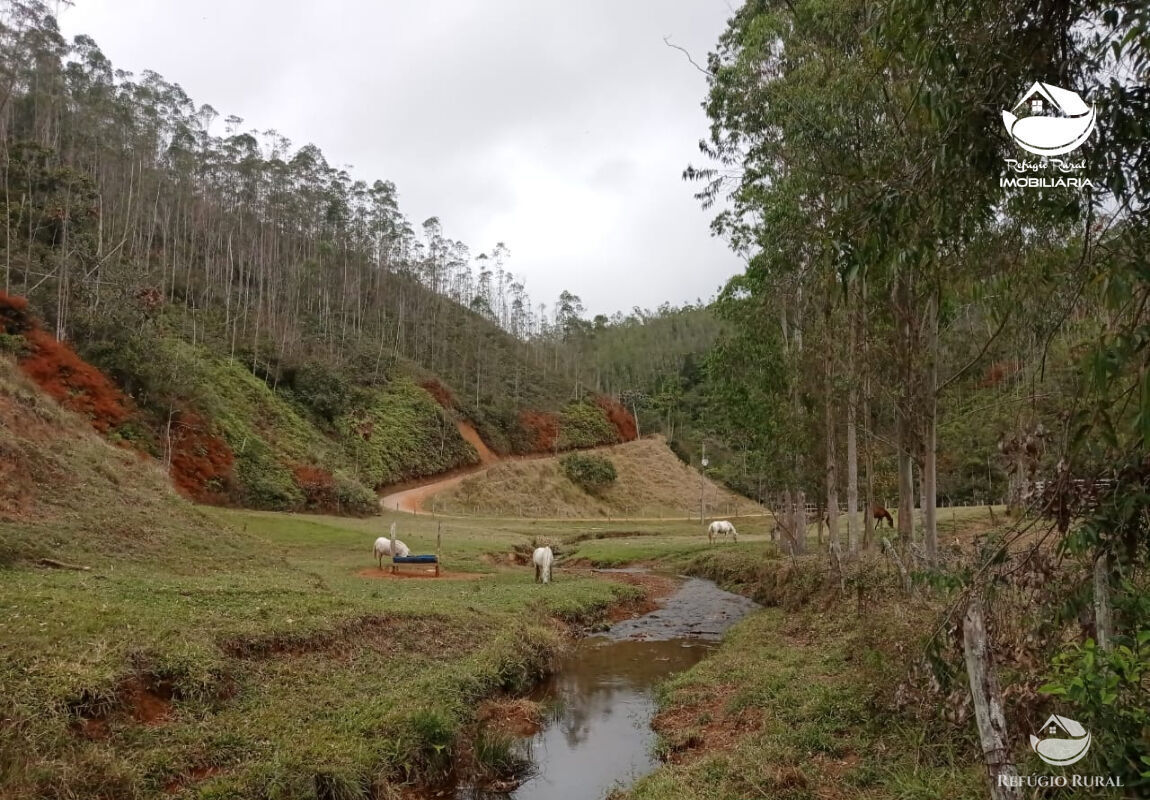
left=354, top=566, right=486, bottom=580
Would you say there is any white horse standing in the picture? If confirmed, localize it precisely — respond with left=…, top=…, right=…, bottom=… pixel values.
left=707, top=520, right=738, bottom=544
left=373, top=522, right=410, bottom=568
left=533, top=546, right=554, bottom=584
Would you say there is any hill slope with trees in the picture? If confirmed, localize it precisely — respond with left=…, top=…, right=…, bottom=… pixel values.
left=0, top=3, right=636, bottom=513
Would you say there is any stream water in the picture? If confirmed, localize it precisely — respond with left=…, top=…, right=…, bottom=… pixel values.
left=457, top=574, right=759, bottom=800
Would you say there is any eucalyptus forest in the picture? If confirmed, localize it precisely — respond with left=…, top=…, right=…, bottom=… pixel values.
left=0, top=1, right=1147, bottom=799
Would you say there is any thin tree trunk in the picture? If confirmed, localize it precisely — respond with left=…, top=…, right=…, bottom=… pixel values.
left=862, top=275, right=875, bottom=551
left=897, top=417, right=914, bottom=546
left=924, top=292, right=939, bottom=565
left=881, top=537, right=910, bottom=592
left=896, top=270, right=914, bottom=549
left=846, top=287, right=860, bottom=554
left=824, top=297, right=839, bottom=551
left=793, top=489, right=807, bottom=554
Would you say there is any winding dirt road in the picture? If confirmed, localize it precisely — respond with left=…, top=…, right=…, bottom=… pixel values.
left=379, top=421, right=498, bottom=513
left=379, top=421, right=769, bottom=521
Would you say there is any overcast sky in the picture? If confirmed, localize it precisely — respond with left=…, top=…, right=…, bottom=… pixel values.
left=59, top=1, right=745, bottom=318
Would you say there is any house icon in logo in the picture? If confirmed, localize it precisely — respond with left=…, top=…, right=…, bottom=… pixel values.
left=1002, top=82, right=1096, bottom=156
left=1030, top=714, right=1092, bottom=766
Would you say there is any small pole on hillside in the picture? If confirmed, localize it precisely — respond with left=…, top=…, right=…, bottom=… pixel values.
left=699, top=444, right=708, bottom=523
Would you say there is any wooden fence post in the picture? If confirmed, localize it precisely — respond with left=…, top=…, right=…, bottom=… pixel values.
left=963, top=593, right=1021, bottom=800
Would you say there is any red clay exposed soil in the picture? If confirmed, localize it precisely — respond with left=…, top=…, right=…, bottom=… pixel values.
left=593, top=394, right=638, bottom=442
left=169, top=408, right=235, bottom=501
left=120, top=676, right=175, bottom=725
left=292, top=463, right=340, bottom=511
left=73, top=716, right=111, bottom=740
left=458, top=420, right=498, bottom=464
left=520, top=410, right=560, bottom=452
left=1, top=293, right=135, bottom=434
left=69, top=676, right=176, bottom=739
left=594, top=571, right=679, bottom=621
left=419, top=378, right=456, bottom=409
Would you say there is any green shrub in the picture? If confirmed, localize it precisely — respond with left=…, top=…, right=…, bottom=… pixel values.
left=333, top=470, right=378, bottom=516
left=284, top=360, right=357, bottom=424
left=560, top=453, right=617, bottom=494
left=337, top=378, right=478, bottom=487
left=0, top=332, right=25, bottom=355
left=1041, top=622, right=1150, bottom=791
left=557, top=400, right=619, bottom=450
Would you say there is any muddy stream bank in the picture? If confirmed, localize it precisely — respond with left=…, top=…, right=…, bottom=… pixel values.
left=454, top=571, right=759, bottom=800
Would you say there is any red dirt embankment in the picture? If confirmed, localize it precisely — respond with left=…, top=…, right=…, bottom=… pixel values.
left=458, top=421, right=497, bottom=465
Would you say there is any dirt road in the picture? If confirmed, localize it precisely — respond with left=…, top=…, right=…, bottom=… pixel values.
left=379, top=421, right=770, bottom=519
left=379, top=421, right=496, bottom=512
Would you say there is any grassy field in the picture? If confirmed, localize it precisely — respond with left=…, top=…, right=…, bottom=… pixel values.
left=620, top=606, right=985, bottom=800
left=1, top=498, right=1013, bottom=800
left=0, top=367, right=1009, bottom=800
left=0, top=507, right=668, bottom=799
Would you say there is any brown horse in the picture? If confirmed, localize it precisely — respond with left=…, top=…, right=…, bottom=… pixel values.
left=873, top=504, right=894, bottom=527
left=822, top=506, right=895, bottom=528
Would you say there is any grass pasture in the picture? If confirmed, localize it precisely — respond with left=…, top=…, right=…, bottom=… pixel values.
left=0, top=508, right=654, bottom=799
left=0, top=498, right=1015, bottom=800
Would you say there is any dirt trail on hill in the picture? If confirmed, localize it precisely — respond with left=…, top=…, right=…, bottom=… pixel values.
left=457, top=421, right=497, bottom=464
left=380, top=423, right=768, bottom=519
left=380, top=420, right=552, bottom=513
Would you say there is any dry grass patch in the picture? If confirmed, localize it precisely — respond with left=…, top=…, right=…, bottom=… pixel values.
left=429, top=436, right=764, bottom=518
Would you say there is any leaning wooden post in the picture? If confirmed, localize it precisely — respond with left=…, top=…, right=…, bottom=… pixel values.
left=881, top=537, right=911, bottom=593
left=963, top=592, right=1021, bottom=799
left=829, top=540, right=846, bottom=595
left=1093, top=553, right=1112, bottom=652
left=436, top=523, right=442, bottom=578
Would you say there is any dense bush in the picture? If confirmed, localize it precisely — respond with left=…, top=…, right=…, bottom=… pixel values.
left=284, top=360, right=357, bottom=424
left=458, top=401, right=514, bottom=456
left=557, top=401, right=619, bottom=450
left=560, top=453, right=617, bottom=494
left=1041, top=627, right=1150, bottom=792
left=337, top=378, right=478, bottom=487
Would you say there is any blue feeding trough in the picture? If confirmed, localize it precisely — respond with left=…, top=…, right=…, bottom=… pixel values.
left=386, top=524, right=443, bottom=576
left=391, top=553, right=440, bottom=576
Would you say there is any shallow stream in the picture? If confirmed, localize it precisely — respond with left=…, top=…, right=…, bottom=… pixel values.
left=457, top=573, right=758, bottom=800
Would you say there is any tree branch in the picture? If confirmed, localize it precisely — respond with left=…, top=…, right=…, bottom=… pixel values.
left=936, top=305, right=1013, bottom=396
left=663, top=36, right=712, bottom=76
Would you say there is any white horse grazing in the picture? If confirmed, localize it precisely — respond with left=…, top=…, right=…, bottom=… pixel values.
left=533, top=546, right=554, bottom=584
left=373, top=537, right=392, bottom=568
left=373, top=523, right=411, bottom=568
left=372, top=537, right=412, bottom=567
left=707, top=520, right=738, bottom=544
